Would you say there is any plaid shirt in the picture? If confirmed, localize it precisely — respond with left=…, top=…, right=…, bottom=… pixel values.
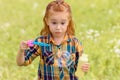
left=24, top=34, right=83, bottom=80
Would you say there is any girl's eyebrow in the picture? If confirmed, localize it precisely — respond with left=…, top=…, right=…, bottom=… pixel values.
left=51, top=19, right=67, bottom=21
left=51, top=19, right=56, bottom=21
left=61, top=19, right=67, bottom=21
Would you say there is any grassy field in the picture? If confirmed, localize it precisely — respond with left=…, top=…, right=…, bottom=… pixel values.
left=0, top=0, right=120, bottom=80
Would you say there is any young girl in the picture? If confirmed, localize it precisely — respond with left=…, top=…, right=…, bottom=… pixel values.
left=16, top=0, right=89, bottom=80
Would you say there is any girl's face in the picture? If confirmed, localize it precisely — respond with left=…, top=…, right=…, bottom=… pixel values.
left=46, top=11, right=69, bottom=38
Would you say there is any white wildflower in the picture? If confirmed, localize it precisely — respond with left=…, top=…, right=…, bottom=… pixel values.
left=20, top=29, right=25, bottom=34
left=87, top=29, right=94, bottom=35
left=94, top=32, right=100, bottom=37
left=111, top=29, right=115, bottom=33
left=4, top=22, right=10, bottom=27
left=114, top=48, right=120, bottom=57
left=86, top=35, right=93, bottom=39
left=114, top=48, right=120, bottom=54
left=33, top=2, right=38, bottom=10
left=0, top=22, right=10, bottom=30
left=117, top=40, right=120, bottom=45
left=107, top=40, right=114, bottom=44
left=80, top=24, right=87, bottom=27
left=90, top=3, right=96, bottom=8
left=86, top=29, right=100, bottom=41
left=108, top=9, right=113, bottom=15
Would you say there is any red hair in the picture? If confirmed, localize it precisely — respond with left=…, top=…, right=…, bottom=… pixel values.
left=40, top=1, right=75, bottom=36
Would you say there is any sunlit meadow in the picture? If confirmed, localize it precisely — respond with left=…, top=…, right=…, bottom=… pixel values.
left=0, top=0, right=120, bottom=80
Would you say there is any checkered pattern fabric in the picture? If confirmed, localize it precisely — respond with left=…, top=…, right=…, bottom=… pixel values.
left=24, top=34, right=83, bottom=80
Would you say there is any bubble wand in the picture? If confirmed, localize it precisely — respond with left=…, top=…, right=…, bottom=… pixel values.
left=27, top=40, right=50, bottom=47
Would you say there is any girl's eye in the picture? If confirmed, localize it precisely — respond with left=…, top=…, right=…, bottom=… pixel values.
left=61, top=22, right=65, bottom=25
left=52, top=22, right=57, bottom=25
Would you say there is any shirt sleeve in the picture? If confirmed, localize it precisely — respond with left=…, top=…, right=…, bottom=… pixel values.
left=23, top=38, right=41, bottom=66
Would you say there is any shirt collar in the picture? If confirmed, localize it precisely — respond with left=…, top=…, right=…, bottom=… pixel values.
left=49, top=34, right=72, bottom=44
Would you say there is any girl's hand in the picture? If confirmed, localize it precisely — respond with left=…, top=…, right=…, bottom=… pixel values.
left=19, top=41, right=28, bottom=52
left=81, top=63, right=90, bottom=72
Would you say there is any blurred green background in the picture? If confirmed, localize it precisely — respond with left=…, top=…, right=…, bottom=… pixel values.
left=0, top=0, right=120, bottom=80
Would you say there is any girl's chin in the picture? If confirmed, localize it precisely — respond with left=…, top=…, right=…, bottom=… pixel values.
left=53, top=34, right=64, bottom=37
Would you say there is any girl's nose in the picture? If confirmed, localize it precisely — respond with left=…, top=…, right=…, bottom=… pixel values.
left=56, top=24, right=61, bottom=29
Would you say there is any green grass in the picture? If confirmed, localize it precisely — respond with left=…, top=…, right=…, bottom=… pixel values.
left=0, top=0, right=120, bottom=80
